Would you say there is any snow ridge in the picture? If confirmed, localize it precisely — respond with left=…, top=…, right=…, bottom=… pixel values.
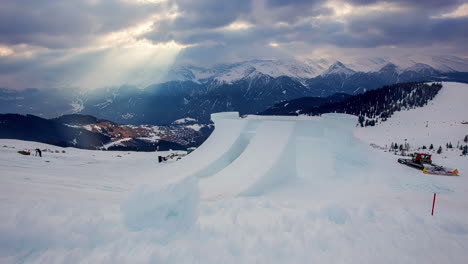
left=167, top=55, right=468, bottom=84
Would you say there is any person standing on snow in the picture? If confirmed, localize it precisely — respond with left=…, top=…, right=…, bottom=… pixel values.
left=35, top=148, right=42, bottom=157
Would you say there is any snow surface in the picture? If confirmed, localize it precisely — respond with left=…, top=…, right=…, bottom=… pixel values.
left=1, top=104, right=468, bottom=263
left=102, top=137, right=133, bottom=149
left=70, top=99, right=84, bottom=113
left=355, top=82, right=468, bottom=149
left=136, top=135, right=161, bottom=142
left=185, top=124, right=203, bottom=131
left=172, top=117, right=198, bottom=124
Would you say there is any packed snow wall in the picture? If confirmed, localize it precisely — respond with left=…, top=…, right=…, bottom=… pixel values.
left=122, top=112, right=364, bottom=231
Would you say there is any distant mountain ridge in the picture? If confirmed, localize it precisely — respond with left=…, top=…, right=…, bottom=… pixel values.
left=1, top=56, right=468, bottom=125
left=0, top=114, right=112, bottom=149
left=0, top=82, right=451, bottom=150
left=0, top=114, right=213, bottom=151
left=166, top=55, right=468, bottom=84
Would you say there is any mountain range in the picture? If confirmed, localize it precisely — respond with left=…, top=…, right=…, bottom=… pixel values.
left=0, top=82, right=447, bottom=151
left=1, top=56, right=467, bottom=125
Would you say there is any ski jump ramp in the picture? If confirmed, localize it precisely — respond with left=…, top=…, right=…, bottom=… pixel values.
left=199, top=119, right=297, bottom=200
left=159, top=112, right=360, bottom=198
left=197, top=112, right=361, bottom=200
left=153, top=112, right=251, bottom=185
left=123, top=112, right=361, bottom=229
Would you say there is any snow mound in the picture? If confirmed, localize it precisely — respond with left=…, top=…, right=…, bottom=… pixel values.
left=121, top=177, right=199, bottom=232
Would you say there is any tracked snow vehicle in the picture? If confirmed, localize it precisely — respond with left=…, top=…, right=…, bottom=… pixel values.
left=398, top=153, right=459, bottom=176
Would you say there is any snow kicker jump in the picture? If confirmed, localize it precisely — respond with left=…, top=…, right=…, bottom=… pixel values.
left=199, top=119, right=297, bottom=200
left=122, top=112, right=366, bottom=230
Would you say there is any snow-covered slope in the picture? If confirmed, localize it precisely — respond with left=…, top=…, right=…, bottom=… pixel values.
left=1, top=109, right=468, bottom=263
left=355, top=82, right=468, bottom=149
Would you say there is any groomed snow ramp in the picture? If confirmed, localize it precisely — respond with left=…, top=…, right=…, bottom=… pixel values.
left=155, top=112, right=250, bottom=184
left=122, top=112, right=363, bottom=231
left=200, top=120, right=296, bottom=200
left=122, top=112, right=252, bottom=230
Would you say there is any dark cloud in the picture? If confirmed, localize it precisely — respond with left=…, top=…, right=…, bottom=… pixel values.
left=171, top=0, right=252, bottom=30
left=145, top=0, right=256, bottom=47
left=260, top=0, right=331, bottom=24
left=152, top=1, right=468, bottom=66
left=346, top=0, right=463, bottom=10
left=267, top=0, right=325, bottom=8
left=173, top=41, right=291, bottom=66
left=343, top=10, right=468, bottom=48
left=0, top=0, right=162, bottom=48
left=146, top=0, right=332, bottom=44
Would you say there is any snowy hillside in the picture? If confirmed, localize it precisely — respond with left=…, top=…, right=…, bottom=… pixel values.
left=355, top=82, right=468, bottom=150
left=1, top=111, right=467, bottom=263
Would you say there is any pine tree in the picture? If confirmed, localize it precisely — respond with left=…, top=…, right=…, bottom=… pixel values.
left=422, top=145, right=427, bottom=149
left=465, top=135, right=468, bottom=143
left=437, top=146, right=442, bottom=154
left=448, top=142, right=452, bottom=148
left=429, top=144, right=434, bottom=150
left=399, top=144, right=403, bottom=151
left=358, top=115, right=365, bottom=127
left=463, top=146, right=468, bottom=156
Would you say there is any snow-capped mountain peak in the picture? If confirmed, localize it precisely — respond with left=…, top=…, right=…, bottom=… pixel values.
left=167, top=59, right=322, bottom=84
left=404, top=63, right=439, bottom=74
left=378, top=63, right=403, bottom=74
left=165, top=55, right=468, bottom=84
left=321, top=61, right=356, bottom=76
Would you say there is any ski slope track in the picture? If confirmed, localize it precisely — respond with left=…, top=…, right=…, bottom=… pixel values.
left=1, top=82, right=468, bottom=263
left=355, top=82, right=468, bottom=148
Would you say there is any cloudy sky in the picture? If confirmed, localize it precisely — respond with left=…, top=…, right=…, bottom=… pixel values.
left=0, top=0, right=467, bottom=89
